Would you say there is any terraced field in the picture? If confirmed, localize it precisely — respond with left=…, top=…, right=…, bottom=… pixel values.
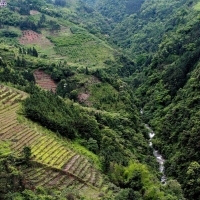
left=34, top=70, right=57, bottom=93
left=0, top=85, right=110, bottom=198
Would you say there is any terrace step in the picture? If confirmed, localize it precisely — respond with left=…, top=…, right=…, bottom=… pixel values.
left=0, top=85, right=106, bottom=197
left=30, top=137, right=51, bottom=153
left=41, top=145, right=67, bottom=165
left=0, top=121, right=19, bottom=134
left=12, top=130, right=35, bottom=150
left=59, top=177, right=75, bottom=190
left=64, top=154, right=80, bottom=172
left=14, top=132, right=41, bottom=152
left=0, top=108, right=17, bottom=117
left=0, top=103, right=19, bottom=113
left=40, top=171, right=60, bottom=186
left=49, top=151, right=75, bottom=168
left=0, top=125, right=26, bottom=141
left=2, top=93, right=19, bottom=104
left=5, top=126, right=31, bottom=140
left=52, top=174, right=69, bottom=187
left=69, top=156, right=85, bottom=174
left=0, top=115, right=17, bottom=125
left=26, top=167, right=45, bottom=178
left=74, top=159, right=89, bottom=177
left=35, top=141, right=59, bottom=161
left=48, top=174, right=66, bottom=186
left=79, top=162, right=91, bottom=179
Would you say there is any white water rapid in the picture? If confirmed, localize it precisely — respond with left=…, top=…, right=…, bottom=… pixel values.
left=140, top=110, right=166, bottom=184
left=145, top=124, right=166, bottom=184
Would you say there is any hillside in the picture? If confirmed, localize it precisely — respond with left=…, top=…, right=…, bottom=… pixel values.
left=129, top=0, right=200, bottom=199
left=0, top=0, right=198, bottom=199
left=0, top=0, right=117, bottom=67
left=0, top=84, right=184, bottom=199
left=0, top=85, right=113, bottom=198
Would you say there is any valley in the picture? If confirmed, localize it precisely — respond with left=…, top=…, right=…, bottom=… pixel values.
left=0, top=0, right=200, bottom=199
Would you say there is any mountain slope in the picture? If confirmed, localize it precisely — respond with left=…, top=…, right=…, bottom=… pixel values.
left=131, top=1, right=200, bottom=199
left=0, top=0, right=193, bottom=199
left=0, top=84, right=114, bottom=198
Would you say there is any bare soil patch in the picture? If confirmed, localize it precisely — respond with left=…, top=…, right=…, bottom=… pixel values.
left=19, top=30, right=52, bottom=47
left=30, top=10, right=40, bottom=15
left=34, top=70, right=57, bottom=93
left=78, top=92, right=93, bottom=107
left=78, top=93, right=90, bottom=102
left=77, top=76, right=101, bottom=106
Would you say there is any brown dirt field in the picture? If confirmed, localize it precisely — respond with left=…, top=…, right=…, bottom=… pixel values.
left=30, top=10, right=40, bottom=15
left=19, top=30, right=52, bottom=47
left=34, top=70, right=57, bottom=93
left=78, top=93, right=90, bottom=102
left=78, top=93, right=93, bottom=107
left=77, top=76, right=101, bottom=106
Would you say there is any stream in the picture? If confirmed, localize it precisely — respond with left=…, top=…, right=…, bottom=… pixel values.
left=145, top=124, right=166, bottom=184
left=140, top=110, right=166, bottom=184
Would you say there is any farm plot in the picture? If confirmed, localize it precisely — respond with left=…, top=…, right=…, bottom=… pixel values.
left=0, top=85, right=110, bottom=198
left=19, top=30, right=52, bottom=47
left=34, top=70, right=57, bottom=93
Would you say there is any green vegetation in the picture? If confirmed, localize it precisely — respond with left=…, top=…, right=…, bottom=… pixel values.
left=193, top=2, right=200, bottom=10
left=48, top=33, right=94, bottom=47
left=3, top=0, right=200, bottom=199
left=0, top=141, right=78, bottom=200
left=0, top=141, right=12, bottom=157
left=0, top=85, right=114, bottom=199
left=113, top=162, right=184, bottom=200
left=23, top=88, right=99, bottom=140
left=22, top=86, right=150, bottom=171
left=0, top=141, right=62, bottom=200
left=126, top=0, right=200, bottom=199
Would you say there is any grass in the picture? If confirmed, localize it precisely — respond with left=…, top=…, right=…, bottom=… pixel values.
left=0, top=9, right=116, bottom=69
left=19, top=27, right=114, bottom=67
left=194, top=2, right=200, bottom=11
left=54, top=42, right=114, bottom=67
left=48, top=33, right=94, bottom=46
left=0, top=44, right=16, bottom=61
left=15, top=9, right=115, bottom=68
left=62, top=73, right=127, bottom=113
left=0, top=141, right=12, bottom=157
left=48, top=32, right=114, bottom=67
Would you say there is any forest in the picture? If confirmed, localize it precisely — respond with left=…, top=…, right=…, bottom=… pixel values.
left=0, top=0, right=200, bottom=199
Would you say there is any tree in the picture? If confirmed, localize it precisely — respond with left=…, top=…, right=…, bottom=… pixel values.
left=87, top=138, right=99, bottom=154
left=164, top=180, right=184, bottom=200
left=22, top=146, right=31, bottom=162
left=69, top=90, right=78, bottom=101
left=85, top=67, right=89, bottom=75
left=32, top=47, right=38, bottom=57
left=114, top=188, right=142, bottom=200
left=125, top=170, right=143, bottom=191
left=185, top=162, right=200, bottom=199
left=55, top=0, right=66, bottom=7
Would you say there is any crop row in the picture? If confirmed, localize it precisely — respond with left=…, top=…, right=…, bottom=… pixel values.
left=0, top=88, right=24, bottom=107
left=0, top=85, right=106, bottom=194
left=23, top=165, right=91, bottom=196
left=0, top=102, right=19, bottom=112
